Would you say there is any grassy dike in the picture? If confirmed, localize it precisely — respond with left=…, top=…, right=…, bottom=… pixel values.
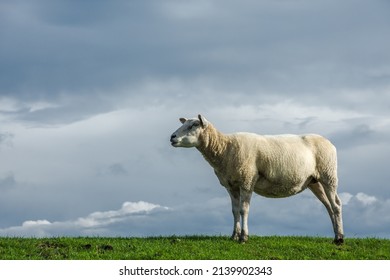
left=0, top=236, right=389, bottom=260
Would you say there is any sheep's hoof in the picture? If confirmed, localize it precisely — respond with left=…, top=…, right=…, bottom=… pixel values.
left=231, top=232, right=240, bottom=241
left=334, top=236, right=344, bottom=246
left=239, top=235, right=248, bottom=244
left=231, top=236, right=240, bottom=242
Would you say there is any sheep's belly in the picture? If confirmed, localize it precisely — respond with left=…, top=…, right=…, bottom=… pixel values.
left=253, top=180, right=307, bottom=198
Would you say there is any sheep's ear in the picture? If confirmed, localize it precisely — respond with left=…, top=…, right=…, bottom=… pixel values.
left=198, top=114, right=209, bottom=128
left=179, top=118, right=187, bottom=124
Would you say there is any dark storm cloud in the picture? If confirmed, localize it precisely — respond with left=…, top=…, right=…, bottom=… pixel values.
left=0, top=0, right=153, bottom=97
left=1, top=0, right=390, bottom=103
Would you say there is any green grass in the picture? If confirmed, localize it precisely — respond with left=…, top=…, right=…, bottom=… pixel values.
left=0, top=236, right=389, bottom=260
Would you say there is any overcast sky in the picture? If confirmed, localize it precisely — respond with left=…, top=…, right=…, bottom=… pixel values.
left=1, top=0, right=390, bottom=239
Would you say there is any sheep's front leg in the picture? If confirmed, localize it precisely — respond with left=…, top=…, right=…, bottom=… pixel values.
left=239, top=189, right=252, bottom=243
left=228, top=188, right=241, bottom=241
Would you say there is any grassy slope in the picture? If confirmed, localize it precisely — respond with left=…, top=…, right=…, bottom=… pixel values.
left=0, top=236, right=389, bottom=260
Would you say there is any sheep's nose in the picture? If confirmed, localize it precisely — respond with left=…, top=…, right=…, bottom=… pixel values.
left=170, top=134, right=176, bottom=141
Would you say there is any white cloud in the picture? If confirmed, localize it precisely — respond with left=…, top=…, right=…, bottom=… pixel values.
left=75, top=201, right=167, bottom=228
left=339, top=192, right=353, bottom=205
left=340, top=192, right=380, bottom=207
left=336, top=192, right=390, bottom=237
left=0, top=97, right=58, bottom=113
left=355, top=192, right=378, bottom=206
left=22, top=220, right=51, bottom=227
left=28, top=101, right=60, bottom=113
left=0, top=201, right=169, bottom=237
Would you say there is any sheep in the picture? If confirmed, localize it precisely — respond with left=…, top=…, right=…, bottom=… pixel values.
left=170, top=114, right=344, bottom=245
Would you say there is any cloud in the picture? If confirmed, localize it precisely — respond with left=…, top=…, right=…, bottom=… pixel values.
left=2, top=0, right=390, bottom=100
left=339, top=192, right=353, bottom=205
left=354, top=193, right=378, bottom=206
left=341, top=192, right=390, bottom=237
left=22, top=220, right=51, bottom=227
left=341, top=192, right=379, bottom=207
left=75, top=201, right=167, bottom=228
left=0, top=97, right=58, bottom=115
left=0, top=201, right=170, bottom=237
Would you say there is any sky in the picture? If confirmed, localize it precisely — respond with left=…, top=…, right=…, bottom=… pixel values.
left=0, top=0, right=389, bottom=238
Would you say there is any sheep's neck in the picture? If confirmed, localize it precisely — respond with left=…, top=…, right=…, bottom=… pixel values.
left=197, top=125, right=229, bottom=170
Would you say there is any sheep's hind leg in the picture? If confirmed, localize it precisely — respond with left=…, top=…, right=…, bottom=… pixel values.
left=227, top=188, right=241, bottom=241
left=328, top=191, right=344, bottom=245
left=310, top=182, right=344, bottom=245
left=309, top=182, right=335, bottom=227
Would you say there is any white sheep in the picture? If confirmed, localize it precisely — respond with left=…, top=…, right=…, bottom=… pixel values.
left=170, top=114, right=344, bottom=244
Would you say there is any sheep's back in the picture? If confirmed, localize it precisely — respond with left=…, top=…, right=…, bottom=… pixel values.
left=230, top=133, right=335, bottom=184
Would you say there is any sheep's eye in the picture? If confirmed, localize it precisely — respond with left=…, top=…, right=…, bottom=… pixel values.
left=189, top=123, right=200, bottom=130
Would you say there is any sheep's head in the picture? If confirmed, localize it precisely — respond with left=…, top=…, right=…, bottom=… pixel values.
left=170, top=114, right=209, bottom=148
